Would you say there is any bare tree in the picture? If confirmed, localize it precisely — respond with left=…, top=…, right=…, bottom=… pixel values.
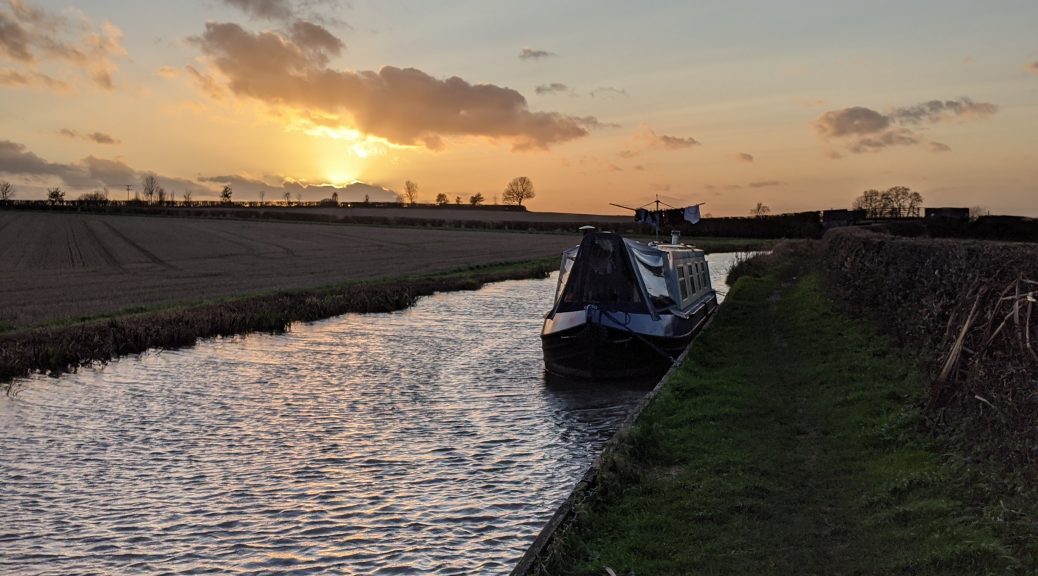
left=0, top=180, right=14, bottom=201
left=182, top=190, right=193, bottom=205
left=852, top=186, right=923, bottom=218
left=469, top=192, right=485, bottom=206
left=142, top=174, right=158, bottom=203
left=503, top=176, right=535, bottom=207
left=283, top=190, right=292, bottom=205
left=157, top=186, right=167, bottom=204
left=259, top=190, right=266, bottom=205
left=750, top=202, right=771, bottom=218
left=220, top=185, right=233, bottom=203
left=404, top=180, right=419, bottom=205
left=47, top=187, right=65, bottom=205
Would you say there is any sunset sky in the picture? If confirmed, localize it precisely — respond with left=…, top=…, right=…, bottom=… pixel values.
left=1, top=0, right=1036, bottom=216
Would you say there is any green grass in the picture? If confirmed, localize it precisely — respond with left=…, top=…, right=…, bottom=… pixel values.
left=543, top=264, right=1020, bottom=574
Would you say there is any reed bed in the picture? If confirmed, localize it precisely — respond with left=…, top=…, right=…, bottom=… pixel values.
left=0, top=260, right=556, bottom=385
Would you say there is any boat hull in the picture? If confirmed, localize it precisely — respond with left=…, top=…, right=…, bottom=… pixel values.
left=541, top=296, right=717, bottom=380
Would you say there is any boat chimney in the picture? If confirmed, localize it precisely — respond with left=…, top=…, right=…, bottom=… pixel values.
left=579, top=225, right=597, bottom=236
left=670, top=230, right=680, bottom=245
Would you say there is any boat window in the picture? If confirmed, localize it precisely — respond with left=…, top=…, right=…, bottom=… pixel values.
left=700, top=262, right=710, bottom=290
left=633, top=255, right=674, bottom=308
left=678, top=266, right=689, bottom=300
left=690, top=266, right=699, bottom=293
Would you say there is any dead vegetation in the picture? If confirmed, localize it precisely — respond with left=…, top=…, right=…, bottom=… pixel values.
left=822, top=227, right=1038, bottom=475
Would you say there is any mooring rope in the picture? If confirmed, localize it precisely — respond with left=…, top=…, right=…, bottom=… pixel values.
left=588, top=305, right=679, bottom=365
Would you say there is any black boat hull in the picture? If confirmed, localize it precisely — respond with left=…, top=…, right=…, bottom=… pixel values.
left=541, top=298, right=716, bottom=380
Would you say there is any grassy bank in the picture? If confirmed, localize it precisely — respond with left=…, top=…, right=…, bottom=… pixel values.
left=535, top=254, right=1024, bottom=574
left=0, top=258, right=555, bottom=385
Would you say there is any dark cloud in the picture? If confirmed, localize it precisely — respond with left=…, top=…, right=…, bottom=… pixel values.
left=222, top=0, right=294, bottom=20
left=0, top=11, right=32, bottom=61
left=191, top=22, right=594, bottom=150
left=747, top=180, right=787, bottom=188
left=288, top=20, right=344, bottom=64
left=518, top=47, right=555, bottom=60
left=535, top=82, right=568, bottom=95
left=734, top=152, right=754, bottom=163
left=658, top=134, right=700, bottom=149
left=814, top=106, right=890, bottom=138
left=890, top=98, right=997, bottom=124
left=58, top=129, right=121, bottom=145
left=0, top=140, right=190, bottom=192
left=928, top=141, right=952, bottom=153
left=814, top=97, right=997, bottom=156
left=0, top=1, right=126, bottom=90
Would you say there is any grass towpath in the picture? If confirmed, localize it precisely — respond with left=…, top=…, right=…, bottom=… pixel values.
left=544, top=268, right=1019, bottom=574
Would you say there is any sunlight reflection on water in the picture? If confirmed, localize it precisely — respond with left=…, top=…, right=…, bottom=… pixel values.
left=0, top=253, right=742, bottom=575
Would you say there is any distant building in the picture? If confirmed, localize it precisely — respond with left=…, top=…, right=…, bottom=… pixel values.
left=924, top=207, right=970, bottom=222
left=822, top=209, right=866, bottom=228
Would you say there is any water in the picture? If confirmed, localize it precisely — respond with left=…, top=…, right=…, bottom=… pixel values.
left=0, top=253, right=742, bottom=575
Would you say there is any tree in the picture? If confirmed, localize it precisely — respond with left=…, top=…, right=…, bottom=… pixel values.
left=47, top=187, right=65, bottom=205
left=78, top=190, right=108, bottom=203
left=404, top=180, right=419, bottom=205
left=283, top=190, right=292, bottom=205
left=503, top=176, right=535, bottom=207
left=750, top=202, right=770, bottom=218
left=852, top=186, right=923, bottom=218
left=0, top=180, right=13, bottom=201
left=220, top=185, right=233, bottom=203
left=182, top=190, right=193, bottom=205
left=455, top=195, right=461, bottom=205
left=435, top=193, right=449, bottom=206
left=142, top=174, right=158, bottom=203
left=331, top=191, right=339, bottom=204
left=156, top=186, right=167, bottom=204
left=295, top=192, right=302, bottom=204
left=469, top=192, right=485, bottom=206
left=259, top=190, right=266, bottom=205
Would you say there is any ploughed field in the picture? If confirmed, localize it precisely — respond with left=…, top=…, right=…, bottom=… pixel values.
left=0, top=212, right=576, bottom=330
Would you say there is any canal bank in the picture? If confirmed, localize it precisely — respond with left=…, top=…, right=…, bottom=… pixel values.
left=518, top=246, right=1029, bottom=575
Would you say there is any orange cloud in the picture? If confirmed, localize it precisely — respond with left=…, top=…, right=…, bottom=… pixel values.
left=190, top=22, right=594, bottom=151
left=0, top=1, right=126, bottom=91
left=813, top=97, right=996, bottom=156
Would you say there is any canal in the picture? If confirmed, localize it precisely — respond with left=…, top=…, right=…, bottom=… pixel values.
left=0, top=253, right=742, bottom=575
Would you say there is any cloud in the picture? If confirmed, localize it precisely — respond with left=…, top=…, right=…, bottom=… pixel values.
left=221, top=0, right=346, bottom=24
left=1026, top=61, right=1038, bottom=75
left=155, top=66, right=179, bottom=79
left=590, top=86, right=627, bottom=99
left=58, top=129, right=121, bottom=145
left=518, top=47, right=555, bottom=60
left=223, top=0, right=294, bottom=20
left=889, top=98, right=997, bottom=124
left=0, top=140, right=193, bottom=193
left=190, top=22, right=594, bottom=150
left=535, top=82, right=569, bottom=95
left=747, top=180, right=787, bottom=188
left=928, top=141, right=952, bottom=153
left=734, top=152, right=754, bottom=163
left=813, top=97, right=997, bottom=156
left=0, top=1, right=127, bottom=91
left=634, top=125, right=700, bottom=150
left=199, top=173, right=399, bottom=202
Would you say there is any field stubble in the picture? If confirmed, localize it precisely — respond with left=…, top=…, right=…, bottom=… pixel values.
left=0, top=212, right=577, bottom=330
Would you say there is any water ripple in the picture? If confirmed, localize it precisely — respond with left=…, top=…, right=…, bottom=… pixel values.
left=1, top=254, right=740, bottom=575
